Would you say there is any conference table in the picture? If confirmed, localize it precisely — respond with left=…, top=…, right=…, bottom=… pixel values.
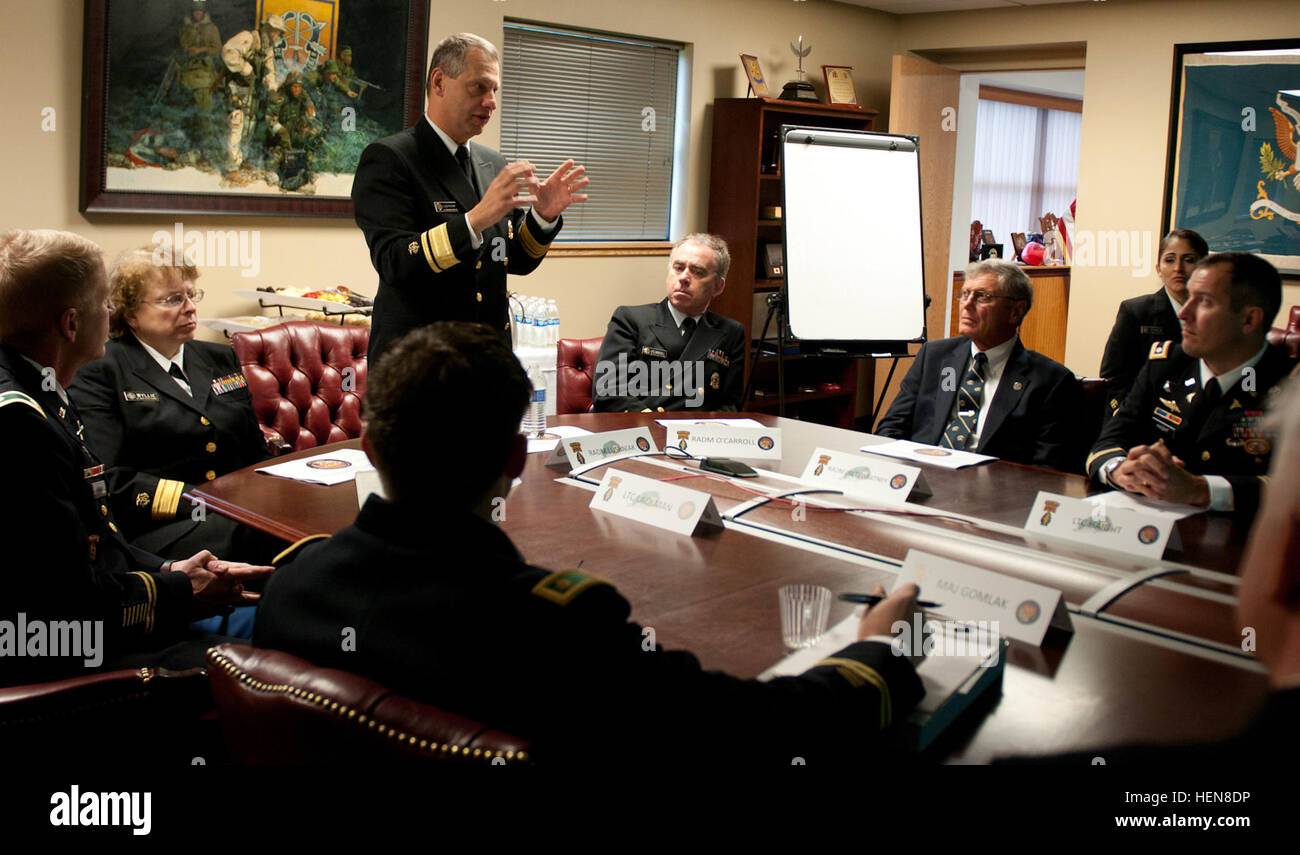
left=193, top=412, right=1269, bottom=763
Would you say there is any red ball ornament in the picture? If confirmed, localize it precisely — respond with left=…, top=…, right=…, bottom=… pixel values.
left=1021, top=241, right=1046, bottom=266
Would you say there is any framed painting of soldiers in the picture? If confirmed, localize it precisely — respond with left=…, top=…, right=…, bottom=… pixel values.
left=1162, top=37, right=1300, bottom=275
left=80, top=0, right=430, bottom=216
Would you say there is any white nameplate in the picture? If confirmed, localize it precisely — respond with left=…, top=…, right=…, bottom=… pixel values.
left=589, top=468, right=723, bottom=536
left=1024, top=491, right=1179, bottom=560
left=860, top=438, right=995, bottom=470
left=894, top=549, right=1072, bottom=646
left=661, top=423, right=781, bottom=460
left=798, top=447, right=930, bottom=504
left=545, top=427, right=658, bottom=471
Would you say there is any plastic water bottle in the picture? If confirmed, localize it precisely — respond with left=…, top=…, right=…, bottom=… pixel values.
left=521, top=359, right=547, bottom=435
left=546, top=299, right=560, bottom=344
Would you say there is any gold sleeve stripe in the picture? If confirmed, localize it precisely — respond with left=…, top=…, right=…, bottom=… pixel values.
left=814, top=657, right=893, bottom=728
left=152, top=478, right=185, bottom=520
left=0, top=390, right=46, bottom=418
left=429, top=223, right=458, bottom=271
left=518, top=219, right=549, bottom=260
left=1085, top=446, right=1126, bottom=472
left=420, top=229, right=442, bottom=273
left=126, top=571, right=158, bottom=634
left=272, top=533, right=331, bottom=566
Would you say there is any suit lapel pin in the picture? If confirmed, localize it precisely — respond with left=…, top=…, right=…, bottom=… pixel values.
left=1013, top=380, right=1023, bottom=391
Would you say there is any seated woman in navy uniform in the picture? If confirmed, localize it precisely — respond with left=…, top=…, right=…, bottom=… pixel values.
left=68, top=244, right=278, bottom=567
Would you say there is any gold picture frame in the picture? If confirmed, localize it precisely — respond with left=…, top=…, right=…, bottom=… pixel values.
left=821, top=65, right=857, bottom=105
left=740, top=54, right=770, bottom=97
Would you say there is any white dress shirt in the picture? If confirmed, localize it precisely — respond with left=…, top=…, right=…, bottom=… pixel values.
left=138, top=339, right=192, bottom=397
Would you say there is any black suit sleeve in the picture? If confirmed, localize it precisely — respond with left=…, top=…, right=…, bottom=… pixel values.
left=718, top=321, right=746, bottom=411
left=1099, top=301, right=1143, bottom=419
left=593, top=307, right=646, bottom=412
left=1031, top=368, right=1086, bottom=472
left=1086, top=359, right=1155, bottom=481
left=544, top=581, right=924, bottom=764
left=874, top=348, right=926, bottom=437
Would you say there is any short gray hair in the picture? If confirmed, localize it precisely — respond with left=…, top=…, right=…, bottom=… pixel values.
left=0, top=229, right=103, bottom=342
left=964, top=258, right=1033, bottom=311
left=427, top=33, right=499, bottom=89
left=674, top=233, right=730, bottom=279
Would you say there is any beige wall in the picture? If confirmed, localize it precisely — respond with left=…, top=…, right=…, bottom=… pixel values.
left=1, top=0, right=895, bottom=343
left=898, top=0, right=1300, bottom=376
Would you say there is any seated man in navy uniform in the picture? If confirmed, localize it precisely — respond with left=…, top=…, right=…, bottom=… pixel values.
left=69, top=245, right=275, bottom=562
left=255, top=322, right=924, bottom=767
left=0, top=229, right=271, bottom=687
left=593, top=233, right=746, bottom=413
left=1088, top=252, right=1296, bottom=516
left=875, top=259, right=1084, bottom=471
left=1098, top=229, right=1207, bottom=422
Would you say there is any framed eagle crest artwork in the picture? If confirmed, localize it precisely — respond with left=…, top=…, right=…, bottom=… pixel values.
left=81, top=0, right=429, bottom=216
left=1163, top=38, right=1300, bottom=275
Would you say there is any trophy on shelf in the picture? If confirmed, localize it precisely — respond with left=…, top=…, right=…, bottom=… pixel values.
left=779, top=36, right=818, bottom=102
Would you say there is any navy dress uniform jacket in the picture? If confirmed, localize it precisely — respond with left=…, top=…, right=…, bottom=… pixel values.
left=1086, top=341, right=1298, bottom=517
left=875, top=335, right=1084, bottom=472
left=1099, top=287, right=1181, bottom=421
left=0, top=345, right=206, bottom=686
left=68, top=332, right=267, bottom=555
left=255, top=496, right=924, bottom=767
left=593, top=300, right=747, bottom=413
left=352, top=120, right=561, bottom=364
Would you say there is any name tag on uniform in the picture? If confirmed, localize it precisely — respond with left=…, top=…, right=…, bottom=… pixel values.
left=123, top=390, right=159, bottom=403
left=640, top=346, right=668, bottom=359
left=211, top=372, right=248, bottom=395
left=1139, top=325, right=1164, bottom=335
left=434, top=201, right=459, bottom=213
left=706, top=348, right=731, bottom=367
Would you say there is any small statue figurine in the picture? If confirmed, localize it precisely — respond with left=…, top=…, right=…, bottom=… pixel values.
left=779, top=36, right=818, bottom=102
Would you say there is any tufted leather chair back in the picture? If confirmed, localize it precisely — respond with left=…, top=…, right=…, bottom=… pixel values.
left=206, top=645, right=532, bottom=765
left=556, top=337, right=603, bottom=415
left=1266, top=305, right=1299, bottom=359
left=232, top=321, right=368, bottom=452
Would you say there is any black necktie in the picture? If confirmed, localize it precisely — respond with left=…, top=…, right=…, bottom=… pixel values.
left=940, top=351, right=988, bottom=450
left=169, top=363, right=192, bottom=395
left=1200, top=377, right=1222, bottom=408
left=680, top=317, right=696, bottom=339
left=455, top=145, right=477, bottom=196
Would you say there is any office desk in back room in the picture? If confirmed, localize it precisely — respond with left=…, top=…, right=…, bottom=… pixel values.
left=192, top=412, right=1267, bottom=762
left=952, top=267, right=1069, bottom=364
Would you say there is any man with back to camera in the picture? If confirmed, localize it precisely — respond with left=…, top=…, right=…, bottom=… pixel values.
left=1087, top=252, right=1297, bottom=516
left=593, top=234, right=746, bottom=413
left=0, top=229, right=271, bottom=688
left=352, top=32, right=589, bottom=364
left=254, top=322, right=925, bottom=767
left=875, top=259, right=1084, bottom=471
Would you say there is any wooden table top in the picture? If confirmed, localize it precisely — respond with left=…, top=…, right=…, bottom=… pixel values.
left=192, top=412, right=1267, bottom=762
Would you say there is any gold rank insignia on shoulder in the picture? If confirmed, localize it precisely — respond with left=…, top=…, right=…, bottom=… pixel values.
left=706, top=349, right=731, bottom=367
left=1149, top=340, right=1172, bottom=359
left=531, top=569, right=609, bottom=606
left=408, top=241, right=419, bottom=255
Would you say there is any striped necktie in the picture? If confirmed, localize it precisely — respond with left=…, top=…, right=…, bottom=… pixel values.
left=940, top=351, right=988, bottom=450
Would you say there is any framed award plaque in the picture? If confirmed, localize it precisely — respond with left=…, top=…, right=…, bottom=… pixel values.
left=821, top=65, right=857, bottom=105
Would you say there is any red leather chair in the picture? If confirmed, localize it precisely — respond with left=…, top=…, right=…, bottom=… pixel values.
left=556, top=337, right=602, bottom=415
left=1267, top=305, right=1299, bottom=359
left=206, top=645, right=532, bottom=765
left=1, top=666, right=211, bottom=763
left=232, top=321, right=368, bottom=454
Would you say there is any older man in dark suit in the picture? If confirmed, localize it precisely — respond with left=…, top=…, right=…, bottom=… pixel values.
left=352, top=32, right=588, bottom=363
left=875, top=259, right=1083, bottom=471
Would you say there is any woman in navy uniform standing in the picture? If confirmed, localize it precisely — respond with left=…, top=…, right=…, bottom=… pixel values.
left=69, top=245, right=275, bottom=563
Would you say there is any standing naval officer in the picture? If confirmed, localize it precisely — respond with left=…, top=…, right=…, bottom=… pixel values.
left=593, top=234, right=746, bottom=412
left=352, top=32, right=589, bottom=364
left=1088, top=252, right=1297, bottom=516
